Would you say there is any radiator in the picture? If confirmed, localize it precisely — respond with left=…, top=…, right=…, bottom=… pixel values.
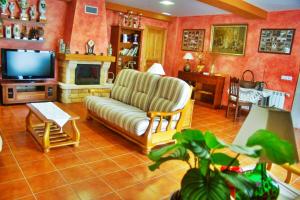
left=268, top=91, right=286, bottom=109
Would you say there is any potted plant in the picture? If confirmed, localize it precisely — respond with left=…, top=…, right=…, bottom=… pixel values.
left=148, top=129, right=296, bottom=200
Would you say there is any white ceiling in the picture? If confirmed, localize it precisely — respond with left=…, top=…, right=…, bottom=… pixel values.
left=106, top=0, right=300, bottom=17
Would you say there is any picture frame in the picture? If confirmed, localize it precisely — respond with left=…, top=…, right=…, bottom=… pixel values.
left=181, top=29, right=205, bottom=52
left=258, top=29, right=295, bottom=55
left=210, top=24, right=248, bottom=56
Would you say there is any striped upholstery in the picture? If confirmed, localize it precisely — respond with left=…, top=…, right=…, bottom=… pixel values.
left=129, top=72, right=160, bottom=111
left=85, top=96, right=175, bottom=136
left=149, top=77, right=190, bottom=112
left=111, top=69, right=139, bottom=104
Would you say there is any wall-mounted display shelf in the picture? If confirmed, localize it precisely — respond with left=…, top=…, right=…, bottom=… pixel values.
left=0, top=38, right=45, bottom=43
left=0, top=17, right=46, bottom=26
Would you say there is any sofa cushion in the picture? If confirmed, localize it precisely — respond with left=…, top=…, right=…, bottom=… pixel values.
left=129, top=72, right=160, bottom=111
left=149, top=76, right=190, bottom=112
left=111, top=69, right=139, bottom=104
left=85, top=96, right=175, bottom=136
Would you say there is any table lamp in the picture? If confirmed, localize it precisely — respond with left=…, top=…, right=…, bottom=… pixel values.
left=147, top=63, right=165, bottom=76
left=183, top=52, right=194, bottom=72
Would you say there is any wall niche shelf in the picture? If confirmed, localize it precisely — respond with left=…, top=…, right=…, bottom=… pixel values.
left=0, top=17, right=46, bottom=26
left=0, top=38, right=45, bottom=43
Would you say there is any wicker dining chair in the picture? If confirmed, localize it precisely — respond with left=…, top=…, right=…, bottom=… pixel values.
left=226, top=77, right=252, bottom=121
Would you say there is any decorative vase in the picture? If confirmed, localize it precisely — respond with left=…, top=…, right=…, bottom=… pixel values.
left=237, top=163, right=279, bottom=200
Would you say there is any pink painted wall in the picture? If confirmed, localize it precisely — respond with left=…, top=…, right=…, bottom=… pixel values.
left=67, top=0, right=108, bottom=54
left=164, top=10, right=300, bottom=110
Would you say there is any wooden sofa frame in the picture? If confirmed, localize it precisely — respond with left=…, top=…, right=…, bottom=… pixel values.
left=86, top=87, right=193, bottom=154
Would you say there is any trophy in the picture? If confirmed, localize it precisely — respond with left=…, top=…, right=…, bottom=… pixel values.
left=18, top=0, right=29, bottom=20
left=8, top=1, right=15, bottom=19
left=5, top=25, right=12, bottom=38
left=0, top=0, right=8, bottom=16
left=13, top=24, right=20, bottom=39
left=38, top=0, right=46, bottom=22
left=29, top=5, right=36, bottom=21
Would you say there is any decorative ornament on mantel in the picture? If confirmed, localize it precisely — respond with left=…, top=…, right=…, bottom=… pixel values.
left=18, top=0, right=29, bottom=20
left=38, top=0, right=46, bottom=22
left=118, top=10, right=142, bottom=29
left=86, top=40, right=95, bottom=55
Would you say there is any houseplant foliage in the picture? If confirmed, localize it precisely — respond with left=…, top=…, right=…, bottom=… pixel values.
left=148, top=129, right=296, bottom=200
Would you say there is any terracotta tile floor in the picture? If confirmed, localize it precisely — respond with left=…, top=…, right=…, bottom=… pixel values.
left=0, top=103, right=299, bottom=200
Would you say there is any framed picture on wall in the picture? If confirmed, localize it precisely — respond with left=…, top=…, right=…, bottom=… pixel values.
left=258, top=29, right=295, bottom=55
left=210, top=24, right=248, bottom=56
left=181, top=29, right=205, bottom=51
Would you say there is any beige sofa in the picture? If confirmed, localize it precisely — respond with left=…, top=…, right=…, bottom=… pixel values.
left=84, top=69, right=192, bottom=153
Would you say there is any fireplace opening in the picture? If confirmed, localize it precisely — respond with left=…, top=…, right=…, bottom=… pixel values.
left=75, top=64, right=101, bottom=85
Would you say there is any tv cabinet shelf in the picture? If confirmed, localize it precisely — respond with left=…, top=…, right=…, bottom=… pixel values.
left=1, top=82, right=57, bottom=105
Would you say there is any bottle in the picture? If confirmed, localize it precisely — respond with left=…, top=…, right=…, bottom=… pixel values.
left=107, top=43, right=112, bottom=56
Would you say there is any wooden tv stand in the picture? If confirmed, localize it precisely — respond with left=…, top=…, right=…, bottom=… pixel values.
left=1, top=82, right=57, bottom=104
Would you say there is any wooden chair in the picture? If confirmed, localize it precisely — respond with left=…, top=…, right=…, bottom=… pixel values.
left=226, top=77, right=252, bottom=121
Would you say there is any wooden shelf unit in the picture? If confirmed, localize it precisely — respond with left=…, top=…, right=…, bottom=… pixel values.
left=0, top=17, right=46, bottom=26
left=110, top=26, right=143, bottom=75
left=178, top=71, right=225, bottom=109
left=1, top=82, right=57, bottom=104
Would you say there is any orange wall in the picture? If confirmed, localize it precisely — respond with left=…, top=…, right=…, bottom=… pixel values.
left=164, top=10, right=300, bottom=110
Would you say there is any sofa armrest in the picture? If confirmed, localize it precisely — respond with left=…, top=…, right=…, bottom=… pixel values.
left=147, top=109, right=184, bottom=133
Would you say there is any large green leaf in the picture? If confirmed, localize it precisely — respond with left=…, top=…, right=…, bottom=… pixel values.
left=211, top=153, right=239, bottom=166
left=199, top=159, right=210, bottom=176
left=204, top=131, right=226, bottom=149
left=220, top=172, right=256, bottom=198
left=148, top=143, right=180, bottom=161
left=187, top=141, right=210, bottom=159
left=230, top=145, right=261, bottom=157
left=247, top=129, right=296, bottom=165
left=148, top=145, right=190, bottom=171
left=173, top=129, right=204, bottom=144
left=181, top=169, right=230, bottom=200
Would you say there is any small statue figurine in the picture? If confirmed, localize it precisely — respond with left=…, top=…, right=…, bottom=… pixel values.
left=18, top=0, right=29, bottom=20
left=13, top=24, right=21, bottom=39
left=107, top=43, right=112, bottom=56
left=86, top=40, right=95, bottom=55
left=5, top=25, right=12, bottom=39
left=58, top=39, right=66, bottom=53
left=29, top=5, right=36, bottom=21
left=8, top=1, right=15, bottom=19
left=0, top=0, right=8, bottom=16
left=38, top=0, right=46, bottom=22
left=36, top=26, right=44, bottom=40
left=21, top=25, right=28, bottom=40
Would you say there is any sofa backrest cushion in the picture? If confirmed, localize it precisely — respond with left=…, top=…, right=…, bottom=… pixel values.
left=149, top=76, right=190, bottom=112
left=111, top=69, right=139, bottom=104
left=129, top=72, right=160, bottom=111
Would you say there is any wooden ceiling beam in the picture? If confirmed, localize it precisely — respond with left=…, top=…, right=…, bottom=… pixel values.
left=197, top=0, right=268, bottom=19
left=106, top=2, right=173, bottom=22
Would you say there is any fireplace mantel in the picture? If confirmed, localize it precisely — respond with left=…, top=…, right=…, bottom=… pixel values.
left=58, top=53, right=116, bottom=62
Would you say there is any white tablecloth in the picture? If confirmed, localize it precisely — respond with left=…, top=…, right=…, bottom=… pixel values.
left=239, top=88, right=273, bottom=104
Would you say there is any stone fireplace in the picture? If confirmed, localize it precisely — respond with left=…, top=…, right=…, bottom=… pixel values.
left=58, top=54, right=116, bottom=103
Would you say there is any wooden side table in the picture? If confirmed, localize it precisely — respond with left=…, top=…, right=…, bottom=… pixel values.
left=26, top=103, right=80, bottom=153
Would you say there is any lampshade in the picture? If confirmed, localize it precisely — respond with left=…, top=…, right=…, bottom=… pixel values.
left=233, top=105, right=299, bottom=162
left=147, top=63, right=166, bottom=76
left=183, top=52, right=194, bottom=60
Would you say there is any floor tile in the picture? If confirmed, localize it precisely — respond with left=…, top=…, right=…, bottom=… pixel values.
left=126, top=163, right=164, bottom=181
left=0, top=153, right=17, bottom=167
left=19, top=159, right=55, bottom=177
left=98, top=192, right=121, bottom=200
left=87, top=159, right=122, bottom=176
left=71, top=177, right=112, bottom=200
left=35, top=185, right=80, bottom=200
left=26, top=171, right=66, bottom=193
left=49, top=153, right=83, bottom=169
left=118, top=183, right=160, bottom=200
left=144, top=175, right=180, bottom=198
left=100, top=145, right=132, bottom=157
left=75, top=149, right=107, bottom=163
left=60, top=165, right=94, bottom=183
left=0, top=179, right=32, bottom=200
left=101, top=170, right=140, bottom=190
left=111, top=153, right=145, bottom=169
left=0, top=165, right=23, bottom=183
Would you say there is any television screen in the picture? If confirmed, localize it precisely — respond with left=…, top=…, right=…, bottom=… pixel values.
left=1, top=49, right=55, bottom=80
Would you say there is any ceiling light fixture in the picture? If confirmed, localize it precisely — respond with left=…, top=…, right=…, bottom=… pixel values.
left=162, top=12, right=172, bottom=16
left=160, top=0, right=175, bottom=6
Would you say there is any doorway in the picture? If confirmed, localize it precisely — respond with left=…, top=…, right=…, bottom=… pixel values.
left=142, top=26, right=167, bottom=71
left=292, top=75, right=300, bottom=128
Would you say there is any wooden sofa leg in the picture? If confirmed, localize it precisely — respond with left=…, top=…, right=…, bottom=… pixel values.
left=142, top=148, right=151, bottom=155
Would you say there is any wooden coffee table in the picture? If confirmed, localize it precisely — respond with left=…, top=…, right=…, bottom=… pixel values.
left=26, top=102, right=80, bottom=153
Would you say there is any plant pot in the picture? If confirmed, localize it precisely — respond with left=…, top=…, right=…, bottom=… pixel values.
left=170, top=190, right=182, bottom=200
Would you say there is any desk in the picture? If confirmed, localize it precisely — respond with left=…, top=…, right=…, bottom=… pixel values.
left=178, top=71, right=225, bottom=109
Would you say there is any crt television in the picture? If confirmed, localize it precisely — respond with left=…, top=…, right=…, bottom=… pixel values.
left=1, top=48, right=55, bottom=80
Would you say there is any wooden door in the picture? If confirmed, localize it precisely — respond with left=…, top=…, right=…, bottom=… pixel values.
left=142, top=26, right=167, bottom=71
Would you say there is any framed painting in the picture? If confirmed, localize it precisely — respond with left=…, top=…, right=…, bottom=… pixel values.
left=210, top=24, right=248, bottom=56
left=258, top=29, right=295, bottom=55
left=181, top=29, right=205, bottom=51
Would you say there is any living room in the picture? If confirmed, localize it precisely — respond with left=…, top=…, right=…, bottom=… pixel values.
left=0, top=0, right=299, bottom=199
